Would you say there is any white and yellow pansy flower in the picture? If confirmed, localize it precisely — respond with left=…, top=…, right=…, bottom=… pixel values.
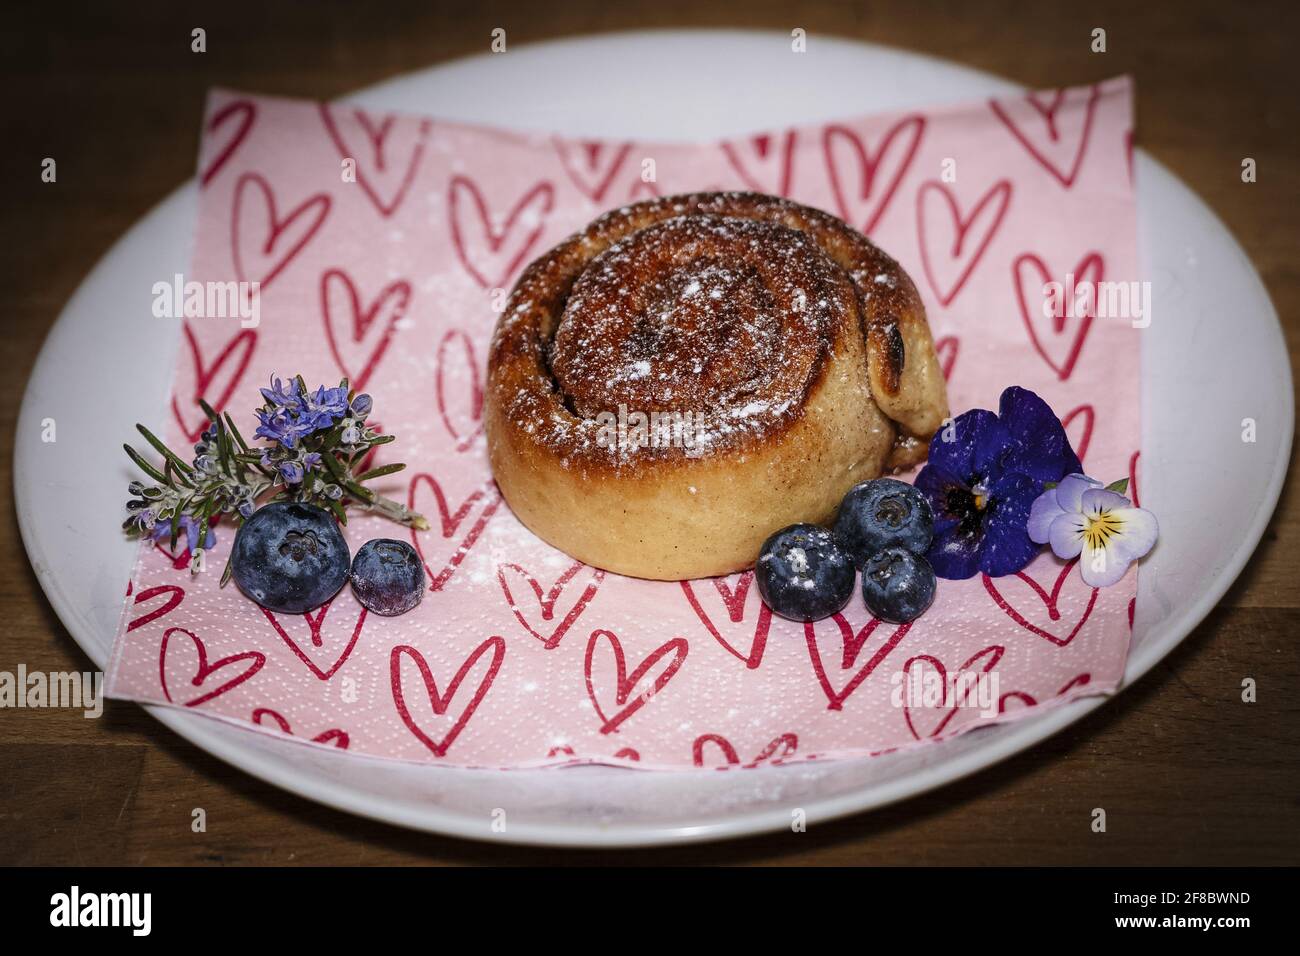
left=1027, top=473, right=1158, bottom=587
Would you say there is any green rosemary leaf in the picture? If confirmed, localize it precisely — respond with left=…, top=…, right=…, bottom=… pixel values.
left=321, top=451, right=348, bottom=481
left=197, top=399, right=219, bottom=423
left=223, top=412, right=251, bottom=452
left=324, top=497, right=348, bottom=525
left=169, top=509, right=182, bottom=552
left=367, top=434, right=396, bottom=446
left=1104, top=477, right=1130, bottom=495
left=220, top=556, right=233, bottom=587
left=136, top=424, right=195, bottom=475
left=341, top=479, right=376, bottom=503
left=216, top=417, right=234, bottom=464
left=123, top=444, right=168, bottom=483
left=355, top=462, right=406, bottom=482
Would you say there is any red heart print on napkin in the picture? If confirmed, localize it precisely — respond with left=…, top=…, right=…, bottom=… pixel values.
left=804, top=614, right=911, bottom=710
left=998, top=673, right=1092, bottom=712
left=680, top=571, right=771, bottom=670
left=934, top=334, right=960, bottom=381
left=127, top=584, right=185, bottom=632
left=990, top=85, right=1100, bottom=189
left=554, top=139, right=633, bottom=202
left=435, top=328, right=485, bottom=452
left=171, top=323, right=257, bottom=443
left=159, top=626, right=265, bottom=708
left=448, top=175, right=554, bottom=289
left=407, top=473, right=502, bottom=592
left=1128, top=450, right=1142, bottom=507
left=823, top=116, right=925, bottom=235
left=901, top=644, right=1004, bottom=740
left=252, top=707, right=350, bottom=748
left=721, top=130, right=797, bottom=196
left=390, top=638, right=506, bottom=758
left=917, top=179, right=1012, bottom=307
left=983, top=559, right=1099, bottom=647
left=1061, top=403, right=1096, bottom=464
left=320, top=268, right=411, bottom=392
left=497, top=560, right=605, bottom=650
left=260, top=597, right=366, bottom=682
left=692, top=732, right=798, bottom=769
left=1014, top=251, right=1104, bottom=380
left=200, top=98, right=256, bottom=188
left=231, top=172, right=331, bottom=289
left=584, top=629, right=688, bottom=734
left=319, top=105, right=430, bottom=218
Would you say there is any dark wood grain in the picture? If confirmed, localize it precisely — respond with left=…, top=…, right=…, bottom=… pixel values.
left=2, top=0, right=1297, bottom=865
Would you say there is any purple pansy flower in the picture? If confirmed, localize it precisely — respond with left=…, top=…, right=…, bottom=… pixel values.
left=915, top=386, right=1081, bottom=579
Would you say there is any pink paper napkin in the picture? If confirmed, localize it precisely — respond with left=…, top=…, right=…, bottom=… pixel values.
left=107, top=78, right=1141, bottom=769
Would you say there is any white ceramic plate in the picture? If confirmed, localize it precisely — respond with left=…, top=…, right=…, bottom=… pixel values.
left=15, top=31, right=1291, bottom=848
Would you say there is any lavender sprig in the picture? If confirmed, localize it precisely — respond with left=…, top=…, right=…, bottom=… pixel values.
left=123, top=377, right=428, bottom=580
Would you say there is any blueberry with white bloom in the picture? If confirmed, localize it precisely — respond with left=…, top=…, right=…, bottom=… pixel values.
left=860, top=547, right=936, bottom=623
left=756, top=524, right=856, bottom=622
left=231, top=502, right=350, bottom=613
left=834, top=477, right=934, bottom=566
left=1027, top=474, right=1158, bottom=587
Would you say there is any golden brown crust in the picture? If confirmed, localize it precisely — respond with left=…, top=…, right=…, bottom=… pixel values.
left=484, top=191, right=948, bottom=579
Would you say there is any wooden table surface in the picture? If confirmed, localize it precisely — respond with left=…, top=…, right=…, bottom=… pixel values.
left=2, top=0, right=1297, bottom=865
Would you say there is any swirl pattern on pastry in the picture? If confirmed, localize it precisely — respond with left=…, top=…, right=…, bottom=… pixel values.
left=485, top=192, right=949, bottom=579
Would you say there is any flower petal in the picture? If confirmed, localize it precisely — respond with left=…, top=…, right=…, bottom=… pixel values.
left=979, top=472, right=1043, bottom=576
left=1079, top=543, right=1130, bottom=587
left=1080, top=487, right=1131, bottom=516
left=1107, top=506, right=1159, bottom=562
left=998, top=386, right=1083, bottom=483
left=914, top=462, right=969, bottom=537
left=1056, top=473, right=1103, bottom=513
left=927, top=524, right=984, bottom=580
left=1048, top=512, right=1087, bottom=559
left=1027, top=487, right=1064, bottom=543
left=926, top=408, right=1003, bottom=483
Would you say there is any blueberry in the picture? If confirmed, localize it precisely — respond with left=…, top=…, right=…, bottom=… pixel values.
left=755, top=523, right=856, bottom=622
left=230, top=502, right=351, bottom=613
left=861, top=547, right=936, bottom=624
left=350, top=538, right=425, bottom=616
left=833, top=478, right=934, bottom=566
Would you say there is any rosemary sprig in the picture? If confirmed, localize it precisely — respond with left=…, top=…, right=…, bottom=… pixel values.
left=121, top=376, right=429, bottom=575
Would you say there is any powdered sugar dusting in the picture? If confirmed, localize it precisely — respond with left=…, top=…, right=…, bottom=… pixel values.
left=527, top=212, right=854, bottom=464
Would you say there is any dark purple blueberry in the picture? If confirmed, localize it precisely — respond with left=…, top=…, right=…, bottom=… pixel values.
left=834, top=478, right=934, bottom=567
left=349, top=538, right=425, bottom=616
left=861, top=547, right=936, bottom=624
left=231, top=502, right=350, bottom=613
left=755, top=523, right=856, bottom=623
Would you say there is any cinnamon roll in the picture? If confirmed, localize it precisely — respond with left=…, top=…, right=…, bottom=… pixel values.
left=485, top=192, right=948, bottom=580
